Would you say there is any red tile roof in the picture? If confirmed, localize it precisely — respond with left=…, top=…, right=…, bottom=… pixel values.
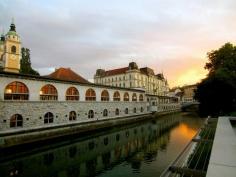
left=104, top=67, right=129, bottom=76
left=46, top=67, right=89, bottom=83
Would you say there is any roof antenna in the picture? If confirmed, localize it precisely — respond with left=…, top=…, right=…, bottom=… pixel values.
left=12, top=17, right=15, bottom=24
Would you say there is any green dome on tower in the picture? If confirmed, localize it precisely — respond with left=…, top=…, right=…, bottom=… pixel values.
left=6, top=21, right=19, bottom=37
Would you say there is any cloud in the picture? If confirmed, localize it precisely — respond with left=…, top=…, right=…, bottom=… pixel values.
left=1, top=0, right=236, bottom=86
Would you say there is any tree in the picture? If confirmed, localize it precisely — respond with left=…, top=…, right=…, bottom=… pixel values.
left=20, top=48, right=39, bottom=75
left=195, top=43, right=236, bottom=117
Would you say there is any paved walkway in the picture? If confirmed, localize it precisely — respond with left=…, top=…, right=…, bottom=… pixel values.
left=206, top=117, right=236, bottom=177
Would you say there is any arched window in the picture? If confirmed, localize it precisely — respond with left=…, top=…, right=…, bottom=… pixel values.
left=133, top=107, right=137, bottom=113
left=113, top=91, right=120, bottom=101
left=10, top=114, right=23, bottom=128
left=44, top=112, right=54, bottom=124
left=4, top=81, right=29, bottom=100
left=139, top=94, right=144, bottom=101
left=115, top=108, right=119, bottom=116
left=40, top=84, right=58, bottom=100
left=101, top=90, right=109, bottom=101
left=103, top=109, right=108, bottom=117
left=123, top=92, right=129, bottom=101
left=132, top=93, right=137, bottom=101
left=66, top=87, right=79, bottom=100
left=69, top=111, right=76, bottom=121
left=88, top=110, right=94, bottom=118
left=125, top=108, right=128, bottom=114
left=85, top=88, right=96, bottom=101
left=11, top=45, right=16, bottom=53
left=141, top=107, right=144, bottom=112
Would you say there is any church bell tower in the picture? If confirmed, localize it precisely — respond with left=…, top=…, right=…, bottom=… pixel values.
left=2, top=20, right=21, bottom=73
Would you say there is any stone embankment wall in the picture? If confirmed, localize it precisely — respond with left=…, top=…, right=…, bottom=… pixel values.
left=0, top=101, right=147, bottom=132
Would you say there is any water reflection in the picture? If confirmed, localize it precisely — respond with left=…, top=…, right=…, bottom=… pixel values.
left=0, top=113, right=204, bottom=177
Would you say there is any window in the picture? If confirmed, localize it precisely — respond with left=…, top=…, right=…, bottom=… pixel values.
left=141, top=107, right=144, bottom=112
left=40, top=84, right=58, bottom=100
left=132, top=93, right=137, bottom=101
left=125, top=108, right=128, bottom=114
left=66, top=87, right=79, bottom=100
left=101, top=90, right=109, bottom=101
left=115, top=108, right=119, bottom=115
left=113, top=91, right=120, bottom=101
left=11, top=45, right=16, bottom=53
left=103, top=109, right=108, bottom=117
left=10, top=114, right=23, bottom=128
left=139, top=94, right=144, bottom=101
left=85, top=88, right=96, bottom=101
left=69, top=111, right=76, bottom=121
left=4, top=81, right=29, bottom=100
left=88, top=110, right=94, bottom=118
left=123, top=92, right=129, bottom=101
left=133, top=107, right=137, bottom=113
left=44, top=112, right=54, bottom=124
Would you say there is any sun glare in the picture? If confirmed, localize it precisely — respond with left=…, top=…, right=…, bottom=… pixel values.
left=176, top=68, right=207, bottom=86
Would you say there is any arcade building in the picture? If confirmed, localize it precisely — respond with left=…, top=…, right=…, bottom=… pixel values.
left=0, top=22, right=179, bottom=136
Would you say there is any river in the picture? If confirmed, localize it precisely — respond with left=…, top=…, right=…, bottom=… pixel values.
left=0, top=112, right=205, bottom=177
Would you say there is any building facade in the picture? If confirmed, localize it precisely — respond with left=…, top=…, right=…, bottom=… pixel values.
left=182, top=84, right=197, bottom=103
left=0, top=21, right=180, bottom=143
left=0, top=22, right=21, bottom=73
left=94, top=62, right=169, bottom=96
left=0, top=72, right=148, bottom=132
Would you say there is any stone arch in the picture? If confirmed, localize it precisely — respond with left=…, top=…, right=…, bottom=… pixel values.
left=40, top=84, right=58, bottom=100
left=85, top=88, right=96, bottom=101
left=4, top=81, right=29, bottom=100
left=66, top=87, right=79, bottom=100
left=101, top=90, right=109, bottom=101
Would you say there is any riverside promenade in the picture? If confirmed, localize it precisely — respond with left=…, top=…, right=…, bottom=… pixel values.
left=206, top=117, right=236, bottom=177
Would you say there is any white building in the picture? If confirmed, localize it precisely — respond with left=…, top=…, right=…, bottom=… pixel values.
left=94, top=62, right=169, bottom=96
left=0, top=21, right=175, bottom=134
left=0, top=69, right=148, bottom=132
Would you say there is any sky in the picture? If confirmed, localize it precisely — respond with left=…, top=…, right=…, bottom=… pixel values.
left=1, top=0, right=236, bottom=87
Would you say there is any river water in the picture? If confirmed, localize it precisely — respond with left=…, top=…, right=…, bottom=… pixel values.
left=0, top=113, right=205, bottom=177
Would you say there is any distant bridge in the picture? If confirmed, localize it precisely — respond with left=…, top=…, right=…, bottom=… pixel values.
left=181, top=102, right=200, bottom=112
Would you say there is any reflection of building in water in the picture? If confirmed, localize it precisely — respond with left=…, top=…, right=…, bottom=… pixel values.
left=0, top=116, right=180, bottom=177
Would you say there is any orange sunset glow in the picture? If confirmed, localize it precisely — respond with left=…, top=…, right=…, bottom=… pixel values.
left=2, top=0, right=236, bottom=87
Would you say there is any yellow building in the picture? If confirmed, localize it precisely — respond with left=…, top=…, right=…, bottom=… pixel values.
left=0, top=21, right=21, bottom=73
left=182, top=84, right=197, bottom=103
